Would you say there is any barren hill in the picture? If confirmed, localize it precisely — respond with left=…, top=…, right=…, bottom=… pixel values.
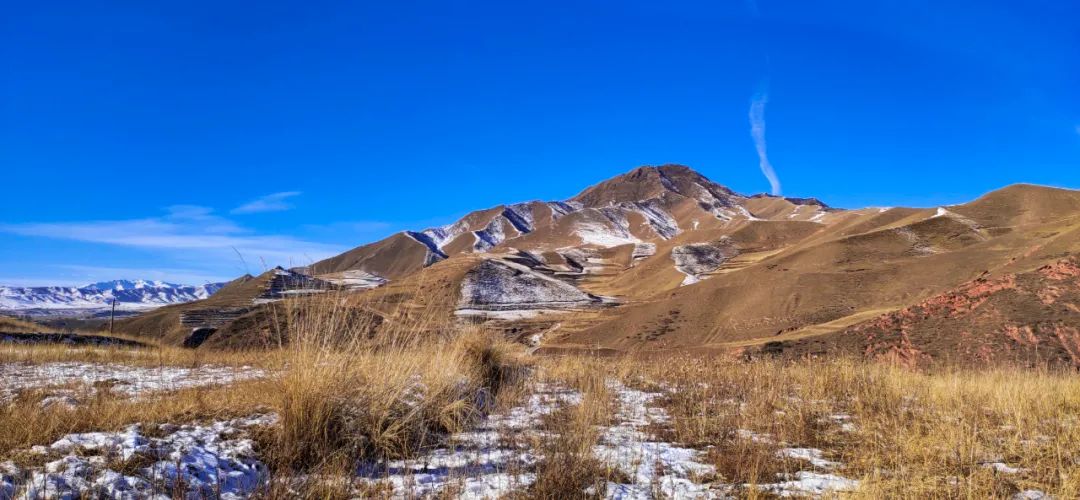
left=113, top=165, right=1080, bottom=364
left=758, top=258, right=1080, bottom=367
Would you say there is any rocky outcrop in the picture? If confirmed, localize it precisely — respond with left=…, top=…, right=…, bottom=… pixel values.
left=458, top=259, right=602, bottom=311
left=672, top=239, right=740, bottom=285
left=843, top=258, right=1080, bottom=368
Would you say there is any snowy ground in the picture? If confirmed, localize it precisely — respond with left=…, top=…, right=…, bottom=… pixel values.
left=354, top=382, right=582, bottom=498
left=592, top=381, right=717, bottom=498
left=2, top=368, right=862, bottom=499
left=1, top=415, right=273, bottom=499
left=0, top=362, right=266, bottom=404
left=354, top=379, right=859, bottom=499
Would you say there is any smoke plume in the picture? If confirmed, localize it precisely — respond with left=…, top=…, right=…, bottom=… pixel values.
left=749, top=89, right=782, bottom=196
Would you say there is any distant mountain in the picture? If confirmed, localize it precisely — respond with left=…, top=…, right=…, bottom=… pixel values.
left=0, top=280, right=225, bottom=314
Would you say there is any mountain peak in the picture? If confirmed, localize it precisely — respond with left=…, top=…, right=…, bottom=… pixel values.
left=85, top=280, right=175, bottom=291
left=571, top=164, right=736, bottom=207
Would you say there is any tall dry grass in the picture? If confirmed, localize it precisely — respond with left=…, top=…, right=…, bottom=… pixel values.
left=602, top=355, right=1080, bottom=498
left=254, top=291, right=532, bottom=480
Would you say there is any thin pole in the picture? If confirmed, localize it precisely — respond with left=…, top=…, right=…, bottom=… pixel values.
left=109, top=299, right=116, bottom=334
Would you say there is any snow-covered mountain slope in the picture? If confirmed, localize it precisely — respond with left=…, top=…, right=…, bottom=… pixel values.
left=0, top=280, right=225, bottom=313
left=309, top=165, right=817, bottom=280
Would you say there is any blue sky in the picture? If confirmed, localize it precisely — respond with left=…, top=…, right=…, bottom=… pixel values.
left=2, top=0, right=1078, bottom=286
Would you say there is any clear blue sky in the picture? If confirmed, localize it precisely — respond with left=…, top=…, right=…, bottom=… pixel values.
left=2, top=0, right=1078, bottom=285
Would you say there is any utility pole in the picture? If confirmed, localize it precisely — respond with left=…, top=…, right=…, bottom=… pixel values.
left=109, top=299, right=116, bottom=335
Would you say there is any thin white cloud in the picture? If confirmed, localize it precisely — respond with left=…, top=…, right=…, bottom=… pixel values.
left=231, top=191, right=302, bottom=214
left=0, top=208, right=345, bottom=274
left=749, top=87, right=783, bottom=196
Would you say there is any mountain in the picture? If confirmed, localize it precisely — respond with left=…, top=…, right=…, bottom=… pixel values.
left=755, top=257, right=1080, bottom=368
left=306, top=165, right=830, bottom=281
left=113, top=165, right=1080, bottom=366
left=0, top=280, right=226, bottom=315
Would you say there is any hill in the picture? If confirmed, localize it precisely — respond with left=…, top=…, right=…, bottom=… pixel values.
left=111, top=166, right=1080, bottom=366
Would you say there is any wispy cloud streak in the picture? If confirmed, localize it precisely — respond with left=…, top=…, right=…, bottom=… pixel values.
left=0, top=207, right=344, bottom=270
left=231, top=191, right=302, bottom=214
left=749, top=86, right=782, bottom=196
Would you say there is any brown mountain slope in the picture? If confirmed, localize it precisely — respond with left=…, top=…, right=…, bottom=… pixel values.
left=554, top=184, right=1080, bottom=353
left=114, top=166, right=1078, bottom=361
left=306, top=232, right=442, bottom=279
left=951, top=183, right=1080, bottom=227
left=307, top=164, right=807, bottom=284
left=762, top=258, right=1080, bottom=368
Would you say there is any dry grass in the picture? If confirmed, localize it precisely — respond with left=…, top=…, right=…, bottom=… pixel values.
left=3, top=294, right=1079, bottom=498
left=603, top=355, right=1080, bottom=498
left=0, top=315, right=43, bottom=334
left=0, top=379, right=277, bottom=461
left=253, top=293, right=533, bottom=481
left=523, top=357, right=620, bottom=499
left=0, top=340, right=279, bottom=368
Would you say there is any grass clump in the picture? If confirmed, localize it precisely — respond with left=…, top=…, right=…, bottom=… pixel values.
left=257, top=294, right=532, bottom=474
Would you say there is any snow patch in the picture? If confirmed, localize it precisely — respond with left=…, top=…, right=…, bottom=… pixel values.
left=778, top=448, right=839, bottom=469
left=320, top=270, right=388, bottom=290
left=0, top=362, right=266, bottom=403
left=672, top=240, right=739, bottom=286
left=5, top=415, right=273, bottom=499
left=593, top=381, right=716, bottom=498
left=405, top=231, right=450, bottom=266
left=458, top=259, right=601, bottom=312
left=623, top=200, right=679, bottom=239
left=631, top=243, right=656, bottom=263
left=356, top=383, right=583, bottom=498
left=755, top=471, right=859, bottom=497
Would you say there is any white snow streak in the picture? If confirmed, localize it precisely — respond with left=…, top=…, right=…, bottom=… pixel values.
left=0, top=362, right=266, bottom=403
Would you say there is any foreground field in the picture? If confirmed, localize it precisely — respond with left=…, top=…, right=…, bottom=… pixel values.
left=1, top=325, right=1078, bottom=498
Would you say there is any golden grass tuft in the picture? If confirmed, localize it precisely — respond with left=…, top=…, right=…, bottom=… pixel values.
left=256, top=293, right=532, bottom=474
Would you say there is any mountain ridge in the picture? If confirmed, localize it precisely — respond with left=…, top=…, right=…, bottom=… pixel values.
left=0, top=280, right=226, bottom=314
left=112, top=164, right=1080, bottom=367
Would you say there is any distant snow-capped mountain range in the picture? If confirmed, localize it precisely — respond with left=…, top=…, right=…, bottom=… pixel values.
left=0, top=280, right=225, bottom=313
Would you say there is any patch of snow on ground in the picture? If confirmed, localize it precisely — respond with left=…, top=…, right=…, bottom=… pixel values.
left=982, top=462, right=1024, bottom=474
left=593, top=381, right=717, bottom=499
left=624, top=200, right=679, bottom=239
left=321, top=270, right=388, bottom=290
left=779, top=448, right=839, bottom=469
left=458, top=259, right=600, bottom=311
left=755, top=471, right=859, bottom=497
left=0, top=362, right=266, bottom=403
left=472, top=217, right=509, bottom=252
left=404, top=231, right=450, bottom=265
left=630, top=243, right=656, bottom=263
left=736, top=206, right=762, bottom=221
left=4, top=415, right=274, bottom=499
left=672, top=241, right=738, bottom=286
left=454, top=309, right=565, bottom=320
left=356, top=383, right=582, bottom=498
left=575, top=222, right=640, bottom=248
left=1013, top=490, right=1051, bottom=500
